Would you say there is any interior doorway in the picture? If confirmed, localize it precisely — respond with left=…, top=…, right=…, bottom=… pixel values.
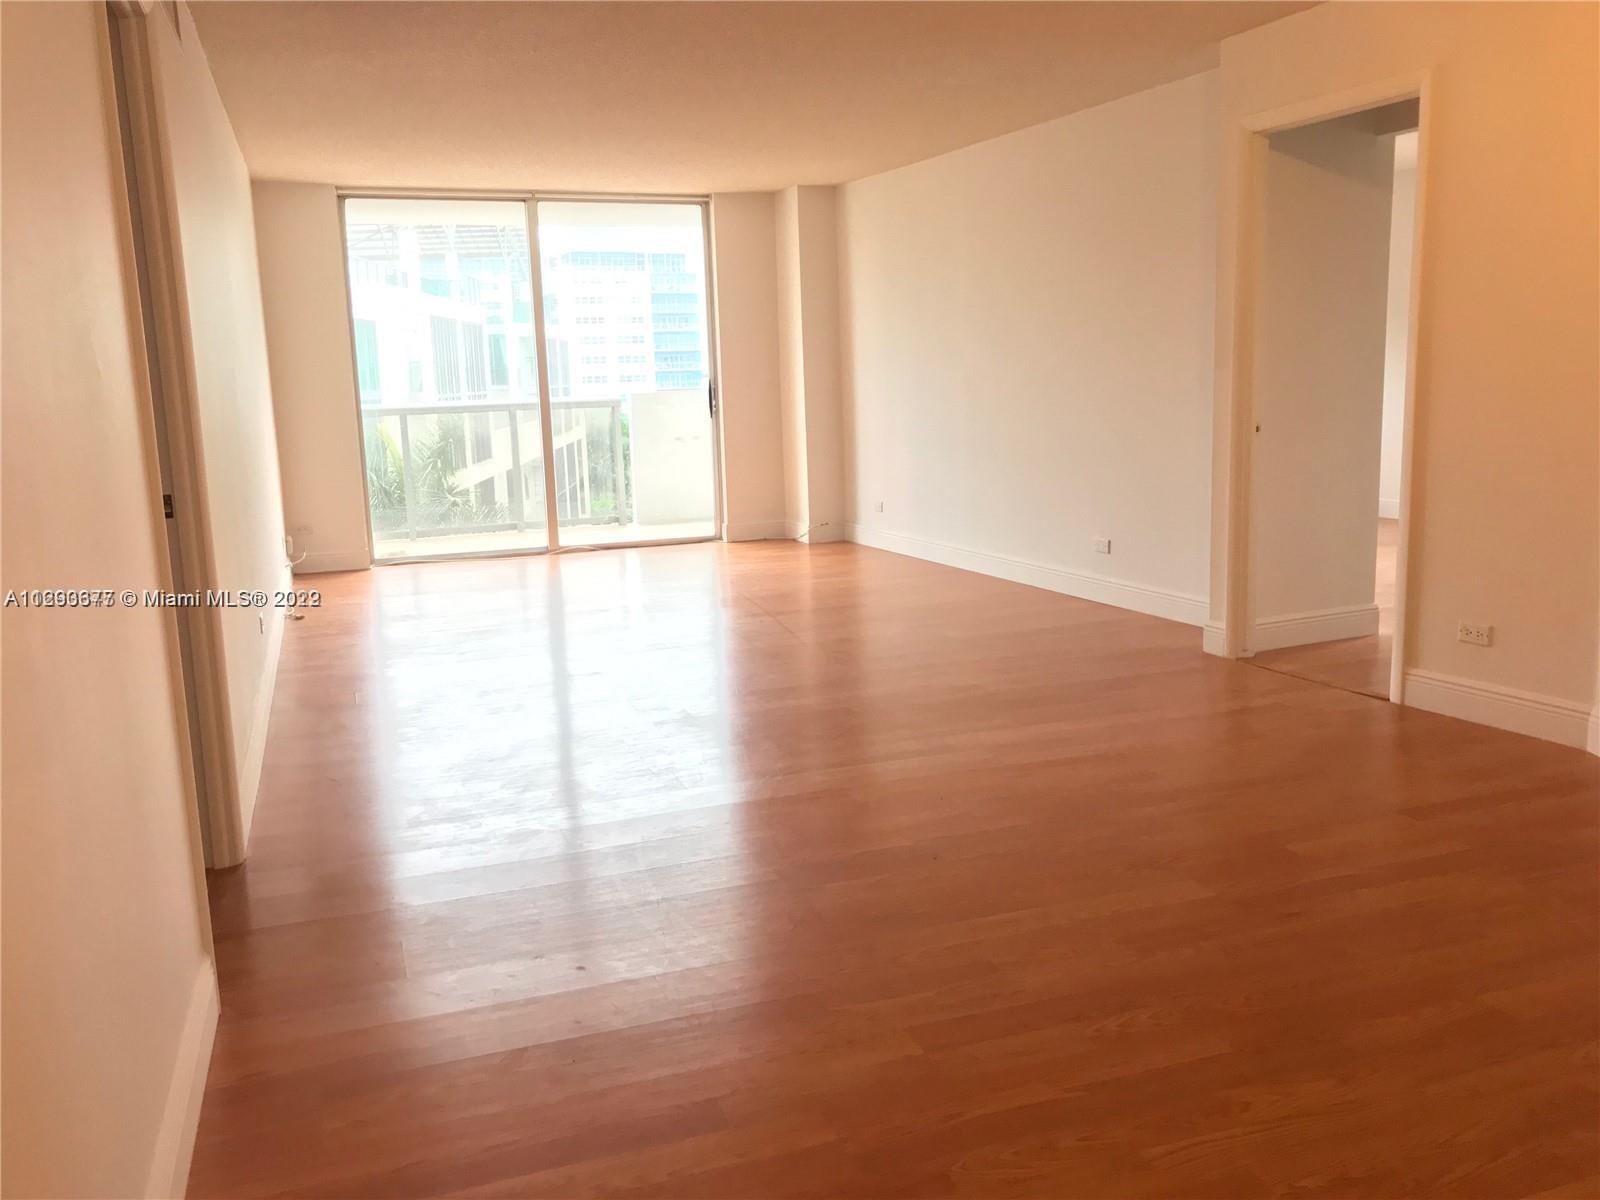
left=341, top=194, right=719, bottom=563
left=1244, top=102, right=1421, bottom=700
left=107, top=0, right=235, bottom=866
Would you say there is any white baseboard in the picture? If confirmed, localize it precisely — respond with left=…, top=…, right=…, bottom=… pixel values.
left=144, top=963, right=219, bottom=1200
left=1377, top=497, right=1400, bottom=519
left=1251, top=603, right=1379, bottom=652
left=1404, top=669, right=1593, bottom=749
left=842, top=523, right=1207, bottom=626
left=723, top=520, right=792, bottom=542
left=1202, top=622, right=1232, bottom=657
left=292, top=547, right=370, bottom=573
left=1586, top=706, right=1599, bottom=756
left=800, top=521, right=844, bottom=544
left=744, top=519, right=847, bottom=543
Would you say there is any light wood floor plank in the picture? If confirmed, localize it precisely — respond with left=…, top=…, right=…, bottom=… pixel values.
left=190, top=542, right=1599, bottom=1198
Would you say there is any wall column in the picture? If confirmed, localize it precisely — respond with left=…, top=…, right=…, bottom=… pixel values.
left=775, top=185, right=844, bottom=542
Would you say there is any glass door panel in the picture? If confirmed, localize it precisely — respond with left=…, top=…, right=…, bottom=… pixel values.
left=534, top=201, right=717, bottom=547
left=344, top=197, right=550, bottom=559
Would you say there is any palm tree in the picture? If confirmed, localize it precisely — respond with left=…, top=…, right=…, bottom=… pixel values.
left=366, top=413, right=506, bottom=533
left=364, top=421, right=406, bottom=532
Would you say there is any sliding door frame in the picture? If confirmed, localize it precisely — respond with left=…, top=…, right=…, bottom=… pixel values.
left=336, top=188, right=724, bottom=565
left=533, top=193, right=727, bottom=551
left=523, top=199, right=564, bottom=552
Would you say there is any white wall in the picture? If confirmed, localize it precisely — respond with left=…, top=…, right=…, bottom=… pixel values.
left=837, top=71, right=1217, bottom=622
left=252, top=181, right=371, bottom=571
left=150, top=1, right=290, bottom=847
left=774, top=187, right=811, bottom=535
left=1250, top=115, right=1393, bottom=645
left=776, top=185, right=845, bottom=541
left=1378, top=147, right=1417, bottom=520
left=796, top=186, right=845, bottom=540
left=1209, top=2, right=1599, bottom=738
left=709, top=192, right=788, bottom=539
left=1, top=4, right=217, bottom=1195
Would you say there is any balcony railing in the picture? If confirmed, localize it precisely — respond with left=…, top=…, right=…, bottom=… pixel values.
left=361, top=400, right=627, bottom=544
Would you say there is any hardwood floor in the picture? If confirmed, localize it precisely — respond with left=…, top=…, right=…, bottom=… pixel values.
left=191, top=542, right=1599, bottom=1199
left=1250, top=519, right=1398, bottom=699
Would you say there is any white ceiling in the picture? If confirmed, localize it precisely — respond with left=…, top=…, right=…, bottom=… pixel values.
left=190, top=1, right=1314, bottom=194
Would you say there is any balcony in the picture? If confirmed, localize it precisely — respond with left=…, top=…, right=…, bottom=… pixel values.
left=360, top=393, right=713, bottom=559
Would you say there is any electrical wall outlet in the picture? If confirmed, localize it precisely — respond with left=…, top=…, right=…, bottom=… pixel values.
left=1457, top=622, right=1493, bottom=647
left=874, top=500, right=885, bottom=513
left=1093, top=538, right=1112, bottom=555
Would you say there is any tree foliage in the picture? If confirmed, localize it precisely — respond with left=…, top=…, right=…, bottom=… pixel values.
left=365, top=413, right=507, bottom=534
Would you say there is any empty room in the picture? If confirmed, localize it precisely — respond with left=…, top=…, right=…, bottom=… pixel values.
left=2, top=3, right=1597, bottom=1198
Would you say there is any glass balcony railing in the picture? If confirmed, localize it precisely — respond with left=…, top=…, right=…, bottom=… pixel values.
left=360, top=399, right=630, bottom=555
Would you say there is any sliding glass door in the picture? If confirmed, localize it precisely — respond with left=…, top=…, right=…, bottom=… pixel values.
left=535, top=201, right=717, bottom=547
left=345, top=198, right=549, bottom=559
left=343, top=195, right=717, bottom=562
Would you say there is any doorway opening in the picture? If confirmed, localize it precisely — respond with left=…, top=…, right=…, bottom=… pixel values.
left=341, top=195, right=720, bottom=563
left=1244, top=100, right=1421, bottom=701
left=108, top=0, right=235, bottom=866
